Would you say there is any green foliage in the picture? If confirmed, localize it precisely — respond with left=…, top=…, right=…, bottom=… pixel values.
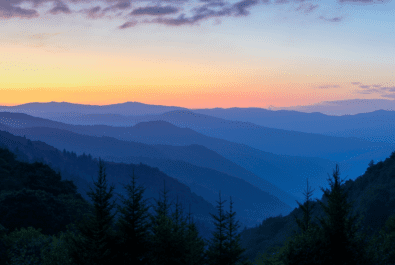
left=254, top=242, right=289, bottom=265
left=1, top=226, right=53, bottom=265
left=365, top=213, right=395, bottom=265
left=40, top=228, right=76, bottom=265
left=0, top=189, right=71, bottom=236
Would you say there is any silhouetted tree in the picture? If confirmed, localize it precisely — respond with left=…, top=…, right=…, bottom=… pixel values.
left=205, top=190, right=228, bottom=265
left=65, top=158, right=118, bottom=264
left=314, top=164, right=373, bottom=265
left=112, top=167, right=153, bottom=265
left=223, top=196, right=253, bottom=265
left=184, top=203, right=208, bottom=265
left=147, top=179, right=177, bottom=265
left=169, top=194, right=190, bottom=264
left=281, top=178, right=324, bottom=265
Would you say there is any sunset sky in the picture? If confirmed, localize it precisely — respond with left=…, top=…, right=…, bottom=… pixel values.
left=1, top=0, right=394, bottom=109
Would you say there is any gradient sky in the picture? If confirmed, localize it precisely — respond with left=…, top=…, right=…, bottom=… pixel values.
left=1, top=0, right=394, bottom=109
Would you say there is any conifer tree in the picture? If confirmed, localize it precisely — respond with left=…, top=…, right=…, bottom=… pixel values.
left=112, top=167, right=153, bottom=265
left=205, top=190, right=228, bottom=265
left=313, top=164, right=373, bottom=265
left=281, top=178, right=325, bottom=265
left=147, top=179, right=177, bottom=265
left=169, top=195, right=190, bottom=264
left=65, top=158, right=119, bottom=265
left=184, top=203, right=208, bottom=265
left=223, top=196, right=253, bottom=265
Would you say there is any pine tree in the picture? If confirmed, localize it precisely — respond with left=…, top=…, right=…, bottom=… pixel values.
left=64, top=158, right=119, bottom=265
left=205, top=190, right=228, bottom=265
left=223, top=196, right=253, bottom=265
left=281, top=178, right=325, bottom=265
left=184, top=203, right=208, bottom=265
left=313, top=164, right=373, bottom=265
left=292, top=178, right=318, bottom=234
left=169, top=195, right=189, bottom=264
left=147, top=179, right=177, bottom=265
left=112, top=167, right=153, bottom=265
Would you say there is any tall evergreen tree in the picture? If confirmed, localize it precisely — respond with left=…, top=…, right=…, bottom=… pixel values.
left=65, top=158, right=119, bottom=265
left=223, top=196, right=253, bottom=265
left=112, top=167, right=153, bottom=265
left=147, top=179, right=177, bottom=265
left=184, top=203, right=208, bottom=265
left=205, top=190, right=228, bottom=265
left=313, top=164, right=373, bottom=265
left=281, top=178, right=325, bottom=265
left=169, top=195, right=190, bottom=264
left=292, top=178, right=318, bottom=234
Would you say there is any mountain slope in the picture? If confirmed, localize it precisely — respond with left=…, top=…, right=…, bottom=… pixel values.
left=0, top=126, right=294, bottom=227
left=0, top=112, right=342, bottom=203
left=190, top=108, right=395, bottom=144
left=0, top=130, right=218, bottom=240
left=239, top=150, right=395, bottom=262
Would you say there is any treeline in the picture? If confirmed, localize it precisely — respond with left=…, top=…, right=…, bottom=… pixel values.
left=1, top=144, right=395, bottom=264
left=0, top=147, right=253, bottom=265
left=252, top=163, right=395, bottom=265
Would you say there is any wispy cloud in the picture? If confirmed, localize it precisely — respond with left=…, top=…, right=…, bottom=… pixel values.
left=118, top=20, right=138, bottom=29
left=317, top=84, right=340, bottom=89
left=0, top=0, right=389, bottom=28
left=48, top=1, right=72, bottom=15
left=353, top=82, right=395, bottom=96
left=131, top=6, right=179, bottom=16
left=319, top=15, right=343, bottom=22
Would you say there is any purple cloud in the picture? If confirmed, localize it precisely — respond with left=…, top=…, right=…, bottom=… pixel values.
left=381, top=86, right=395, bottom=92
left=319, top=15, right=342, bottom=22
left=296, top=3, right=318, bottom=13
left=0, top=1, right=39, bottom=19
left=358, top=88, right=380, bottom=94
left=338, top=0, right=391, bottom=3
left=49, top=1, right=72, bottom=15
left=2, top=0, right=381, bottom=27
left=304, top=3, right=318, bottom=13
left=351, top=82, right=361, bottom=85
left=152, top=3, right=234, bottom=26
left=318, top=85, right=340, bottom=89
left=381, top=94, right=395, bottom=99
left=103, top=1, right=131, bottom=12
left=131, top=6, right=179, bottom=16
left=359, top=85, right=370, bottom=88
left=118, top=20, right=138, bottom=29
left=233, top=0, right=259, bottom=16
left=86, top=6, right=104, bottom=19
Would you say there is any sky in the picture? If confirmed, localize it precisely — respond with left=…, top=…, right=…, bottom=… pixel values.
left=1, top=0, right=394, bottom=109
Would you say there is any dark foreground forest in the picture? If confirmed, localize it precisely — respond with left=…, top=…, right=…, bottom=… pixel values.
left=0, top=144, right=395, bottom=264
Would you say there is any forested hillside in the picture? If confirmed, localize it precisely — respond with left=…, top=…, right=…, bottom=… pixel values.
left=239, top=154, right=395, bottom=264
left=0, top=146, right=253, bottom=264
left=1, top=131, right=395, bottom=264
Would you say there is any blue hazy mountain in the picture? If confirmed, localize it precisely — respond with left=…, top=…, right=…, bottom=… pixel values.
left=0, top=121, right=296, bottom=228
left=0, top=112, right=346, bottom=204
left=0, top=101, right=188, bottom=116
left=190, top=108, right=395, bottom=144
